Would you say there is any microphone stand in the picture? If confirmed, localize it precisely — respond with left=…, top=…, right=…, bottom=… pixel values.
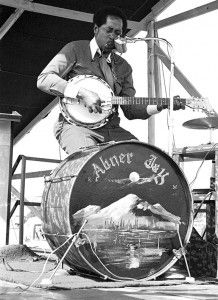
left=168, top=53, right=175, bottom=157
left=123, top=36, right=175, bottom=157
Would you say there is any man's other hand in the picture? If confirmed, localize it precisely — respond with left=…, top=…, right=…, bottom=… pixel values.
left=77, top=87, right=102, bottom=113
left=160, top=95, right=185, bottom=111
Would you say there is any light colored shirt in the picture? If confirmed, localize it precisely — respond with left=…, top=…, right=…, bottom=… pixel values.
left=64, top=38, right=112, bottom=99
left=37, top=37, right=111, bottom=99
left=90, top=37, right=111, bottom=63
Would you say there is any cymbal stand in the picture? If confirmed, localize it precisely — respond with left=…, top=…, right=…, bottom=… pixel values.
left=168, top=56, right=175, bottom=157
left=209, top=127, right=215, bottom=144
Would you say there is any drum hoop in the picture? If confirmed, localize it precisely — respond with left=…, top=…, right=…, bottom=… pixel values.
left=42, top=140, right=193, bottom=281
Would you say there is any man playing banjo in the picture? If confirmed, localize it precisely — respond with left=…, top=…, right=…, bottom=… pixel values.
left=37, top=6, right=183, bottom=155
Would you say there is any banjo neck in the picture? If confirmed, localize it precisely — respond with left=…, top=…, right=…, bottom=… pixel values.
left=111, top=97, right=184, bottom=106
left=60, top=75, right=213, bottom=129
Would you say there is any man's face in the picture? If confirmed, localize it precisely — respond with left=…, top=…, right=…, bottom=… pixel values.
left=94, top=15, right=123, bottom=54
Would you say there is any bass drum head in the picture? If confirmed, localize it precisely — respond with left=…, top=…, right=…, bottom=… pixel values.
left=42, top=141, right=193, bottom=281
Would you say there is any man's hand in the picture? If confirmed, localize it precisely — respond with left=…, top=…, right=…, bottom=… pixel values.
left=77, top=87, right=102, bottom=113
left=161, top=95, right=185, bottom=111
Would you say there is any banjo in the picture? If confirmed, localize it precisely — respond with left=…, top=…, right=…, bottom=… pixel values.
left=60, top=74, right=213, bottom=129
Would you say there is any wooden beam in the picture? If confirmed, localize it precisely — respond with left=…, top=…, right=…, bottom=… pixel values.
left=0, top=112, right=21, bottom=122
left=156, top=1, right=218, bottom=29
left=150, top=0, right=176, bottom=19
left=154, top=43, right=202, bottom=98
left=0, top=8, right=24, bottom=40
left=0, top=0, right=34, bottom=40
left=153, top=32, right=163, bottom=99
left=0, top=0, right=93, bottom=22
left=0, top=0, right=140, bottom=30
left=127, top=0, right=176, bottom=36
left=0, top=113, right=21, bottom=245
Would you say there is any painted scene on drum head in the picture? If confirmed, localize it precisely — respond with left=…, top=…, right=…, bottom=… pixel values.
left=42, top=141, right=193, bottom=280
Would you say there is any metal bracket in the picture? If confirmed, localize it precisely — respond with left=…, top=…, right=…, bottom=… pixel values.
left=44, top=174, right=77, bottom=183
left=79, top=140, right=116, bottom=152
left=173, top=247, right=187, bottom=259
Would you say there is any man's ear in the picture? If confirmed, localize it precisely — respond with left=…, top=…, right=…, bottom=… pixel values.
left=94, top=24, right=98, bottom=34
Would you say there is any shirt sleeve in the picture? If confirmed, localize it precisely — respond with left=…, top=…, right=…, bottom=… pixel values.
left=37, top=42, right=76, bottom=97
left=119, top=64, right=151, bottom=120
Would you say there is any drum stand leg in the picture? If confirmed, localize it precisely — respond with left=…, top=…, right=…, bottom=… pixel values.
left=41, top=220, right=88, bottom=286
left=175, top=227, right=195, bottom=283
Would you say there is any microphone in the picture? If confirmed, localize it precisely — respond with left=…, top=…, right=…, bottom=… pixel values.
left=114, top=36, right=138, bottom=53
left=114, top=36, right=127, bottom=54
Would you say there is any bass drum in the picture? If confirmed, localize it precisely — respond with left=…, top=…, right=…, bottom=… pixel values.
left=42, top=141, right=193, bottom=281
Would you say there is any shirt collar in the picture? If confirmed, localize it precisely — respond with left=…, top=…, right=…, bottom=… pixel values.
left=90, top=37, right=111, bottom=63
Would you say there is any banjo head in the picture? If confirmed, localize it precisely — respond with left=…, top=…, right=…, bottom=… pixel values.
left=60, top=75, right=114, bottom=129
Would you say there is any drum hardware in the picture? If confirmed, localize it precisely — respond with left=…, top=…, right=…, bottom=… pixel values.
left=171, top=227, right=194, bottom=282
left=79, top=140, right=116, bottom=152
left=44, top=220, right=88, bottom=285
left=76, top=239, right=110, bottom=281
left=183, top=117, right=218, bottom=130
left=182, top=118, right=217, bottom=234
left=176, top=228, right=192, bottom=280
left=172, top=248, right=186, bottom=260
left=44, top=232, right=72, bottom=237
left=77, top=231, right=136, bottom=281
left=44, top=174, right=77, bottom=183
left=183, top=117, right=218, bottom=144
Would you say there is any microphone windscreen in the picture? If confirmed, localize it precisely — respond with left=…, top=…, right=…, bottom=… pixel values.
left=114, top=38, right=127, bottom=54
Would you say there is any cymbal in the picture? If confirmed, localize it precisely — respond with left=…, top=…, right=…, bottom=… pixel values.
left=183, top=117, right=218, bottom=129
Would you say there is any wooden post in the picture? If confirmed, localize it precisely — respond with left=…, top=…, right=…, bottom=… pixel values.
left=19, top=155, right=26, bottom=245
left=215, top=150, right=218, bottom=278
left=153, top=31, right=162, bottom=99
left=0, top=112, right=21, bottom=245
left=147, top=21, right=156, bottom=145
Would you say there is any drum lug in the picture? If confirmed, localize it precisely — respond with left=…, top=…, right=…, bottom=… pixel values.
left=44, top=175, right=77, bottom=183
left=74, top=237, right=86, bottom=248
left=79, top=141, right=116, bottom=152
left=173, top=247, right=187, bottom=259
left=79, top=145, right=99, bottom=152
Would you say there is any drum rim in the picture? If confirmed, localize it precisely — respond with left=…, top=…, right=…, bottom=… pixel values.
left=43, top=140, right=194, bottom=281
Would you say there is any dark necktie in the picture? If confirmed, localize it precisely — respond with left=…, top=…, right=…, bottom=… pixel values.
left=98, top=55, right=114, bottom=90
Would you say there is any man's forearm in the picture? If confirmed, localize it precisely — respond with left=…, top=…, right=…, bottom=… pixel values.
left=37, top=72, right=68, bottom=97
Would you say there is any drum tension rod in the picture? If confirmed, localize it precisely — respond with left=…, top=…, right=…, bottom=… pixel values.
left=172, top=247, right=186, bottom=260
left=173, top=228, right=193, bottom=280
left=79, top=140, right=116, bottom=151
left=44, top=174, right=77, bottom=183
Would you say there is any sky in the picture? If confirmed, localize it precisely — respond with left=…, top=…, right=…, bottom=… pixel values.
left=12, top=0, right=218, bottom=208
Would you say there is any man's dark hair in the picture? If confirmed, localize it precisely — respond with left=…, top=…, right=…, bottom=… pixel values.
left=93, top=6, right=127, bottom=35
